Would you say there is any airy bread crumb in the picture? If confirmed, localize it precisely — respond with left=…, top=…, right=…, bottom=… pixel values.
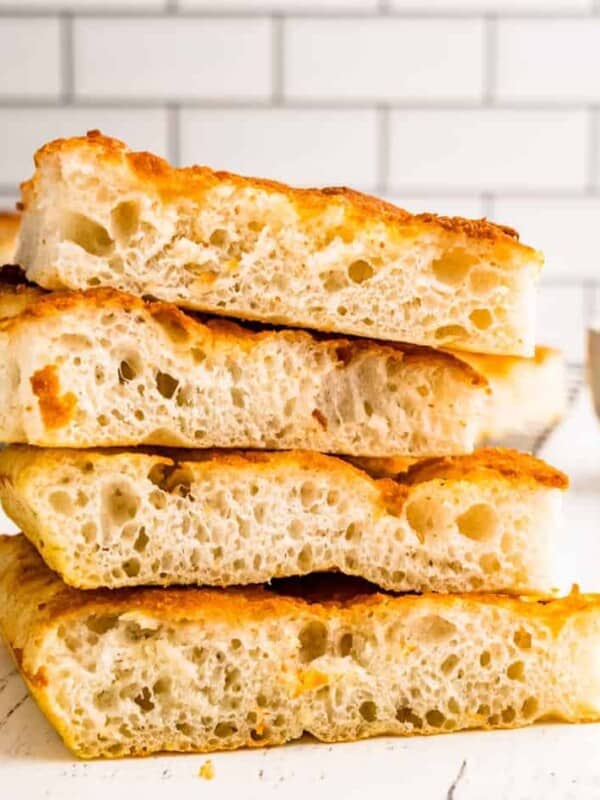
left=17, top=131, right=541, bottom=356
left=0, top=446, right=566, bottom=594
left=0, top=535, right=598, bottom=760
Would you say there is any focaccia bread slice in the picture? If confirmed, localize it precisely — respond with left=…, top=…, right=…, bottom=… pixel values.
left=458, top=345, right=566, bottom=440
left=0, top=446, right=566, bottom=593
left=0, top=534, right=598, bottom=759
left=17, top=131, right=542, bottom=355
left=0, top=281, right=487, bottom=456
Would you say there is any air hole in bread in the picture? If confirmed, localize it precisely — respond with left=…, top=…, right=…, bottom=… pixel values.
left=86, top=615, right=118, bottom=635
left=448, top=698, right=460, bottom=715
left=133, top=687, right=154, bottom=712
left=300, top=482, right=317, bottom=508
left=134, top=528, right=149, bottom=553
left=297, top=544, right=312, bottom=571
left=457, top=503, right=498, bottom=542
left=480, top=650, right=491, bottom=667
left=61, top=211, right=114, bottom=257
left=469, top=308, right=493, bottom=330
left=156, top=371, right=179, bottom=399
left=209, top=229, right=229, bottom=247
left=405, top=500, right=430, bottom=543
left=522, top=697, right=538, bottom=718
left=339, top=633, right=353, bottom=657
left=414, top=614, right=456, bottom=643
left=359, top=701, right=377, bottom=722
left=111, top=200, right=140, bottom=243
left=391, top=569, right=406, bottom=583
left=122, top=558, right=140, bottom=577
left=441, top=654, right=458, bottom=674
left=507, top=660, right=525, bottom=681
left=103, top=484, right=139, bottom=525
left=425, top=709, right=446, bottom=728
left=434, top=324, right=467, bottom=342
left=49, top=490, right=73, bottom=516
left=82, top=521, right=97, bottom=543
left=345, top=523, right=360, bottom=542
left=431, top=249, right=477, bottom=285
left=513, top=629, right=532, bottom=650
left=479, top=553, right=500, bottom=574
left=337, top=305, right=348, bottom=316
left=396, top=706, right=423, bottom=728
left=348, top=260, right=374, bottom=284
left=298, top=621, right=328, bottom=663
left=502, top=706, right=516, bottom=724
left=322, top=270, right=347, bottom=292
left=231, top=388, right=245, bottom=408
left=118, top=359, right=137, bottom=384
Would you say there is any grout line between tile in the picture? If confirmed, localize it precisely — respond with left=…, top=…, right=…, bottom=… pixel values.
left=375, top=106, right=390, bottom=196
left=483, top=14, right=497, bottom=107
left=167, top=103, right=181, bottom=166
left=271, top=15, right=284, bottom=106
left=59, top=10, right=74, bottom=105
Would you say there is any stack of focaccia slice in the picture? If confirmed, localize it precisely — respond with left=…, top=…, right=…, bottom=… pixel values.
left=0, top=132, right=589, bottom=762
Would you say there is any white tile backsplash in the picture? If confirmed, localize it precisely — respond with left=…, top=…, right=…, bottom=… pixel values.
left=0, top=108, right=168, bottom=186
left=0, top=18, right=61, bottom=100
left=180, top=108, right=378, bottom=187
left=284, top=18, right=484, bottom=102
left=497, top=20, right=600, bottom=103
left=537, top=285, right=586, bottom=362
left=384, top=194, right=486, bottom=219
left=0, top=4, right=597, bottom=362
left=390, top=0, right=590, bottom=8
left=491, top=197, right=600, bottom=280
left=73, top=18, right=272, bottom=101
left=180, top=0, right=377, bottom=8
left=389, top=110, right=588, bottom=191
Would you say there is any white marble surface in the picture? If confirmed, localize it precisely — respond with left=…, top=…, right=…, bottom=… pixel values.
left=1, top=390, right=599, bottom=799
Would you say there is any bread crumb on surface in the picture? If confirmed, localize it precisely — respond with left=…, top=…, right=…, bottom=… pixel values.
left=198, top=759, right=215, bottom=780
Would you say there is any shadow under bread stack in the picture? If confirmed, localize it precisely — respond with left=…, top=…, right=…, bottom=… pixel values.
left=0, top=132, right=595, bottom=762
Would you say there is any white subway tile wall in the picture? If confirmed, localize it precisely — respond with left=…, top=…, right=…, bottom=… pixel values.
left=0, top=1, right=598, bottom=363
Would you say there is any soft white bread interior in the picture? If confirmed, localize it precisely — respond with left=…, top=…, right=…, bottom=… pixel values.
left=16, top=132, right=542, bottom=356
left=0, top=282, right=487, bottom=456
left=1, top=535, right=599, bottom=759
left=0, top=446, right=567, bottom=593
left=457, top=345, right=567, bottom=440
left=0, top=211, right=19, bottom=264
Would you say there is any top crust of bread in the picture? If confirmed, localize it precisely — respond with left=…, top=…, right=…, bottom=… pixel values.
left=0, top=533, right=591, bottom=646
left=401, top=447, right=568, bottom=489
left=24, top=132, right=536, bottom=259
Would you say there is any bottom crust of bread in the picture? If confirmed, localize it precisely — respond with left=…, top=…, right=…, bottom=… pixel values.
left=0, top=535, right=598, bottom=759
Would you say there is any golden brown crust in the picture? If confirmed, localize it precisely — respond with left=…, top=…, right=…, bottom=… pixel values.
left=25, top=131, right=541, bottom=264
left=455, top=345, right=563, bottom=380
left=402, top=447, right=568, bottom=490
left=0, top=535, right=593, bottom=643
left=0, top=445, right=566, bottom=508
left=0, top=279, right=487, bottom=385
